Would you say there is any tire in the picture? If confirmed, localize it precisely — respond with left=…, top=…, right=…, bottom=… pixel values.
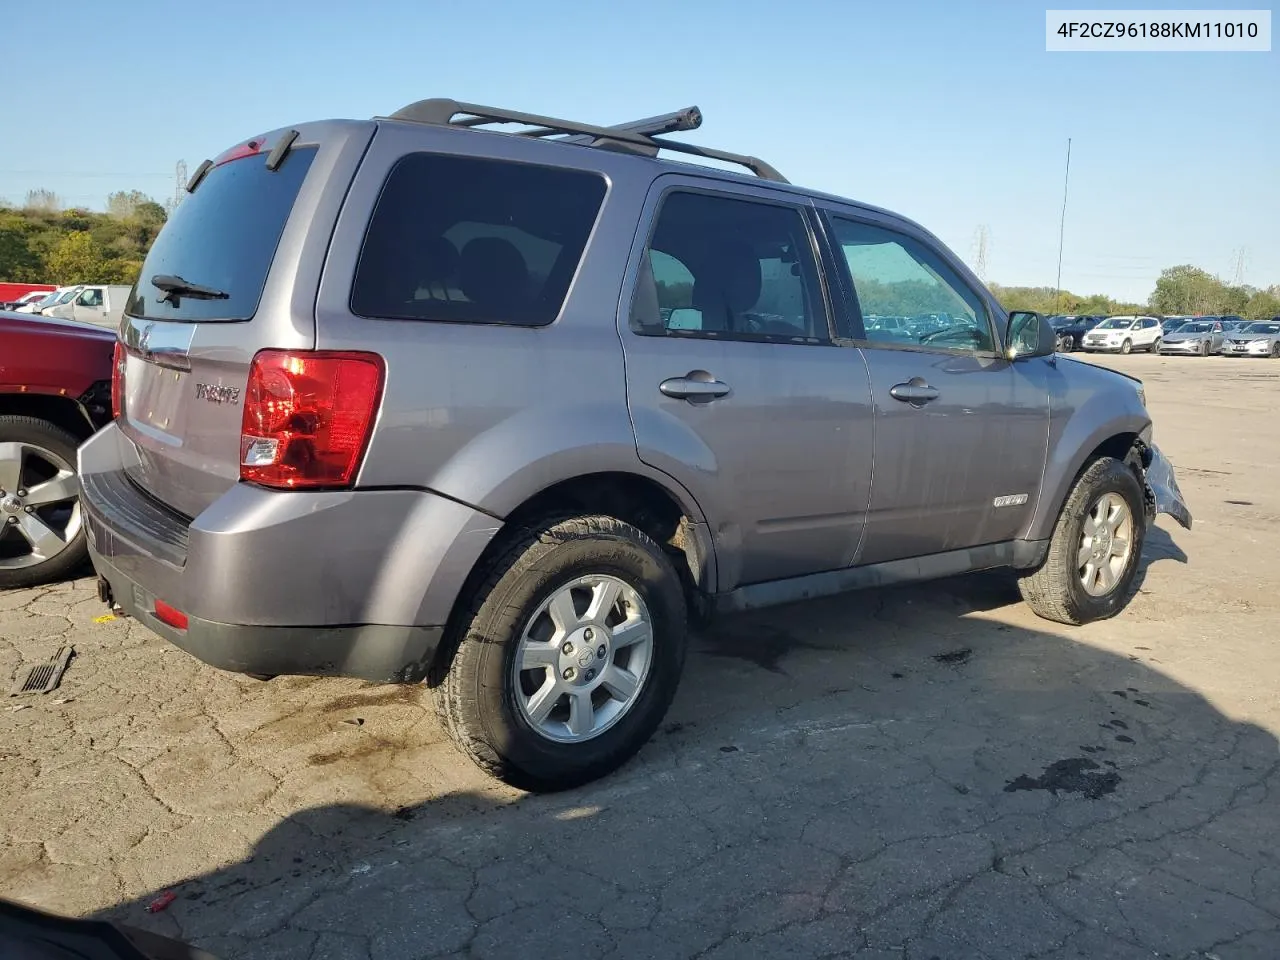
left=1017, top=457, right=1146, bottom=626
left=1272, top=343, right=1280, bottom=359
left=1056, top=335, right=1071, bottom=353
left=1120, top=339, right=1132, bottom=355
left=437, top=514, right=688, bottom=791
left=0, top=416, right=89, bottom=590
left=1200, top=340, right=1210, bottom=356
left=1149, top=337, right=1161, bottom=354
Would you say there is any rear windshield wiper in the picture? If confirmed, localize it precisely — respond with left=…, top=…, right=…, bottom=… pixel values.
left=151, top=274, right=230, bottom=303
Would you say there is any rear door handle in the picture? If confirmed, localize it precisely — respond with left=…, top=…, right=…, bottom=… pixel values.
left=659, top=373, right=731, bottom=402
left=889, top=380, right=940, bottom=406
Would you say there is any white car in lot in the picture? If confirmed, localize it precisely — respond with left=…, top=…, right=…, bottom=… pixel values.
left=1081, top=315, right=1163, bottom=355
left=1219, top=320, right=1280, bottom=358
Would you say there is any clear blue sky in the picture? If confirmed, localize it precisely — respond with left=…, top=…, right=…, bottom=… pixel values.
left=3, top=0, right=1276, bottom=302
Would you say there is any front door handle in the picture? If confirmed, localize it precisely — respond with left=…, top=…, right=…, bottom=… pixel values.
left=659, top=373, right=731, bottom=402
left=889, top=380, right=940, bottom=406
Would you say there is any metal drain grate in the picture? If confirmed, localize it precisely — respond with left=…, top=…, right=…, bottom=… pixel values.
left=9, top=646, right=74, bottom=696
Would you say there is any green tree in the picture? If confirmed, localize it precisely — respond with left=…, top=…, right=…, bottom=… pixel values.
left=0, top=214, right=43, bottom=281
left=106, top=190, right=152, bottom=219
left=1246, top=287, right=1280, bottom=320
left=23, top=189, right=61, bottom=213
left=46, top=231, right=112, bottom=284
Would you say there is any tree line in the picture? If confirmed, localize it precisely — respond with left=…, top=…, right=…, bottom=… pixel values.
left=0, top=190, right=168, bottom=286
left=2, top=188, right=1277, bottom=322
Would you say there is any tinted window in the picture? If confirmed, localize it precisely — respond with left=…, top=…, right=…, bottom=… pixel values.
left=629, top=191, right=827, bottom=342
left=126, top=148, right=317, bottom=322
left=829, top=217, right=993, bottom=352
left=351, top=154, right=606, bottom=327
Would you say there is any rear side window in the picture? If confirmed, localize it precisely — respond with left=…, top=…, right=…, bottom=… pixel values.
left=350, top=153, right=607, bottom=327
left=126, top=147, right=317, bottom=322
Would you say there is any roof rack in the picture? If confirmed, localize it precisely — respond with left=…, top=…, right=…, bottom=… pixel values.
left=383, top=98, right=788, bottom=183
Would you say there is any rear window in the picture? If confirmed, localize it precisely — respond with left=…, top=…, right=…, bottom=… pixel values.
left=125, top=147, right=317, bottom=322
left=350, top=153, right=607, bottom=327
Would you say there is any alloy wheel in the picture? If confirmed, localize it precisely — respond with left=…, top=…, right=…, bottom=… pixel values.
left=0, top=442, right=81, bottom=571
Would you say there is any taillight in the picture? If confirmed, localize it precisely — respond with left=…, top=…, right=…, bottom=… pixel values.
left=111, top=342, right=126, bottom=418
left=239, top=350, right=384, bottom=489
left=154, top=600, right=189, bottom=631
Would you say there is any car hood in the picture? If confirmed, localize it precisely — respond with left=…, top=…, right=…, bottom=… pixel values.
left=0, top=310, right=117, bottom=341
left=1088, top=327, right=1134, bottom=335
left=1164, top=331, right=1207, bottom=342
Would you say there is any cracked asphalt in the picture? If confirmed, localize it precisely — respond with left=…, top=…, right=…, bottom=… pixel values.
left=2, top=354, right=1278, bottom=959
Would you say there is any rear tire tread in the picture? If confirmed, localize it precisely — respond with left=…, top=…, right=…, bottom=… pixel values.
left=435, top=514, right=687, bottom=790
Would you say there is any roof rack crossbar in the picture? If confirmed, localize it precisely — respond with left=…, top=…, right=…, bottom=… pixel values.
left=384, top=98, right=787, bottom=182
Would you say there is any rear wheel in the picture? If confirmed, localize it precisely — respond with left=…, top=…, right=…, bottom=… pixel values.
left=1149, top=337, right=1162, bottom=354
left=0, top=417, right=88, bottom=589
left=1120, top=339, right=1133, bottom=355
left=437, top=515, right=687, bottom=790
left=1018, top=457, right=1146, bottom=626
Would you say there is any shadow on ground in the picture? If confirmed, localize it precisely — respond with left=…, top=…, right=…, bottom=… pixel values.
left=71, top=530, right=1280, bottom=958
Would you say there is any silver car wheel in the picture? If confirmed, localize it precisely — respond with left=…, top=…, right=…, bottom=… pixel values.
left=0, top=441, right=82, bottom=571
left=1077, top=492, right=1134, bottom=597
left=512, top=574, right=654, bottom=744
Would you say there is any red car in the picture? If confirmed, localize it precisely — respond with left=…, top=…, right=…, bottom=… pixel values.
left=0, top=311, right=116, bottom=587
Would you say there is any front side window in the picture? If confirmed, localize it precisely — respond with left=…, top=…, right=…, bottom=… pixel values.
left=828, top=217, right=993, bottom=353
left=78, top=288, right=103, bottom=307
left=351, top=153, right=607, bottom=327
left=629, top=190, right=828, bottom=342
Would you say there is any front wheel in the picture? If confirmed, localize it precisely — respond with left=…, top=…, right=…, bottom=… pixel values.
left=1056, top=335, right=1072, bottom=353
left=1120, top=339, right=1133, bottom=355
left=1200, top=340, right=1211, bottom=356
left=1017, top=457, right=1146, bottom=626
left=437, top=515, right=688, bottom=790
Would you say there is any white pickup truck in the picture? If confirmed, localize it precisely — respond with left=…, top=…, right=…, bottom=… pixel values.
left=40, top=284, right=133, bottom=329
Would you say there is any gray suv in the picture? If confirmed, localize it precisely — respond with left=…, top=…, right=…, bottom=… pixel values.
left=79, top=99, right=1192, bottom=790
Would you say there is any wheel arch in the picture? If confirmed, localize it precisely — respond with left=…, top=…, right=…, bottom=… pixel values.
left=427, top=469, right=716, bottom=684
left=0, top=391, right=102, bottom=442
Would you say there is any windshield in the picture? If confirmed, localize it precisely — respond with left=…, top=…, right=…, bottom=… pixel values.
left=1096, top=317, right=1135, bottom=330
left=1180, top=322, right=1211, bottom=333
left=126, top=146, right=317, bottom=322
left=1244, top=323, right=1280, bottom=335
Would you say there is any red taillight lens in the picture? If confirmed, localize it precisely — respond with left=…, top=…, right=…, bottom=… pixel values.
left=111, top=342, right=126, bottom=419
left=154, top=600, right=188, bottom=631
left=239, top=350, right=384, bottom=489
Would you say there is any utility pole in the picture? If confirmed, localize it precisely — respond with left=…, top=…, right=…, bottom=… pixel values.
left=1053, top=138, right=1072, bottom=314
left=972, top=225, right=990, bottom=281
left=171, top=161, right=188, bottom=212
left=1231, top=247, right=1247, bottom=286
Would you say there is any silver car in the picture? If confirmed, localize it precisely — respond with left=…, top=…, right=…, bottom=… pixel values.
left=1219, top=321, right=1280, bottom=358
left=77, top=97, right=1193, bottom=789
left=1158, top=319, right=1225, bottom=356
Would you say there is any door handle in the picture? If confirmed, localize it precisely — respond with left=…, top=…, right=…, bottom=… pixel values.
left=889, top=380, right=940, bottom=406
left=659, top=373, right=731, bottom=402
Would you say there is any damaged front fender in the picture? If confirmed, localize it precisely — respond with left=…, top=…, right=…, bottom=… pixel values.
left=1136, top=440, right=1192, bottom=530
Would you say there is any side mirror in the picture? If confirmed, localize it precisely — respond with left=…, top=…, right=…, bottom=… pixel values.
left=1004, top=311, right=1056, bottom=360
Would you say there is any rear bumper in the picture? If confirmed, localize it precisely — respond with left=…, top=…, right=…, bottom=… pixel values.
left=92, top=561, right=443, bottom=682
left=79, top=424, right=500, bottom=682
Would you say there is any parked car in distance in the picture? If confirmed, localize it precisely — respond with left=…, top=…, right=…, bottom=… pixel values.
left=0, top=282, right=56, bottom=308
left=0, top=291, right=56, bottom=312
left=15, top=286, right=78, bottom=314
left=41, top=284, right=133, bottom=329
left=1158, top=318, right=1225, bottom=356
left=1160, top=317, right=1191, bottom=335
left=0, top=311, right=116, bottom=588
left=1081, top=315, right=1164, bottom=354
left=1047, top=314, right=1102, bottom=352
left=1219, top=320, right=1280, bottom=358
left=79, top=97, right=1191, bottom=790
